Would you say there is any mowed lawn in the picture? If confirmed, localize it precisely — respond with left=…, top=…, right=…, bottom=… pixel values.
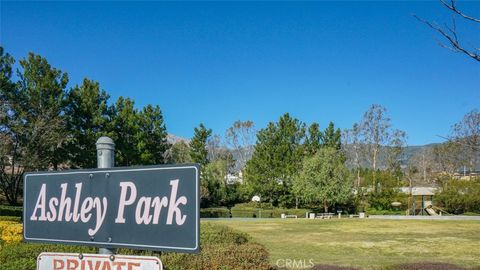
left=209, top=219, right=480, bottom=269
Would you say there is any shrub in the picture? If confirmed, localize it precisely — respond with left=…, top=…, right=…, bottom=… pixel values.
left=364, top=208, right=405, bottom=215
left=1, top=223, right=22, bottom=244
left=461, top=212, right=480, bottom=216
left=0, top=243, right=95, bottom=270
left=0, top=216, right=21, bottom=222
left=436, top=179, right=480, bottom=214
left=0, top=220, right=18, bottom=241
left=200, top=207, right=231, bottom=218
left=366, top=189, right=408, bottom=212
left=0, top=222, right=270, bottom=270
left=0, top=205, right=22, bottom=217
left=231, top=204, right=309, bottom=218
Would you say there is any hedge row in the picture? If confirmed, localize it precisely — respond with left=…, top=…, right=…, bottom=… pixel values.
left=201, top=206, right=311, bottom=218
left=200, top=207, right=231, bottom=218
left=0, top=222, right=270, bottom=270
left=230, top=206, right=309, bottom=218
left=0, top=205, right=22, bottom=217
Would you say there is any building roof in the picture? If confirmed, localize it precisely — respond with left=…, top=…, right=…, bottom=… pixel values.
left=399, top=187, right=437, bottom=196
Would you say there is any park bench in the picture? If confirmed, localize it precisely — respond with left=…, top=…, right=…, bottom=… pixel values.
left=316, top=213, right=334, bottom=219
left=281, top=214, right=298, bottom=219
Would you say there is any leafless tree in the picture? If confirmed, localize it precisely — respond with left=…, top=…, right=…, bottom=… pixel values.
left=410, top=147, right=436, bottom=184
left=386, top=129, right=407, bottom=173
left=343, top=123, right=362, bottom=187
left=207, top=134, right=222, bottom=162
left=414, top=0, right=479, bottom=62
left=361, top=104, right=391, bottom=172
left=432, top=140, right=463, bottom=176
left=452, top=109, right=480, bottom=171
left=225, top=120, right=256, bottom=171
left=356, top=104, right=407, bottom=190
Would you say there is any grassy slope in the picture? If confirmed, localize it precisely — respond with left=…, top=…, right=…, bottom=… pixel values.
left=210, top=219, right=480, bottom=269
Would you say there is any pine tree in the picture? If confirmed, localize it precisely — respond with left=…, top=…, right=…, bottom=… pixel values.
left=136, top=104, right=170, bottom=165
left=64, top=78, right=110, bottom=168
left=322, top=121, right=342, bottom=150
left=244, top=113, right=305, bottom=206
left=189, top=123, right=212, bottom=167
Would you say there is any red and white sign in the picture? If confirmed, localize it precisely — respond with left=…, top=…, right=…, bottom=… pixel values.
left=37, top=253, right=163, bottom=270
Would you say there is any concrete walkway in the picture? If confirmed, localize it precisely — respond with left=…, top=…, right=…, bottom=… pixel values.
left=369, top=215, right=480, bottom=220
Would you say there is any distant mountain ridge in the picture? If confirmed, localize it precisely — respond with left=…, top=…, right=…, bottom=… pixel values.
left=167, top=134, right=478, bottom=172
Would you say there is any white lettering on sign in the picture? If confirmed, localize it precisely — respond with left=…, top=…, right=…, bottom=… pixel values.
left=30, top=180, right=188, bottom=236
left=115, top=179, right=187, bottom=225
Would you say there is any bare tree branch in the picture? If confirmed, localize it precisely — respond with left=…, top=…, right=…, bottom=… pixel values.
left=413, top=14, right=480, bottom=62
left=440, top=0, right=480, bottom=23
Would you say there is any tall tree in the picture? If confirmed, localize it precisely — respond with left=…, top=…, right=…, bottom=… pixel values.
left=343, top=123, right=362, bottom=187
left=109, top=97, right=139, bottom=166
left=136, top=104, right=169, bottom=165
left=322, top=121, right=342, bottom=150
left=17, top=53, right=70, bottom=170
left=207, top=134, right=222, bottom=162
left=0, top=47, right=20, bottom=205
left=385, top=129, right=407, bottom=173
left=357, top=104, right=406, bottom=191
left=433, top=140, right=463, bottom=176
left=361, top=104, right=391, bottom=172
left=244, top=113, right=305, bottom=206
left=305, top=123, right=322, bottom=156
left=189, top=123, right=212, bottom=167
left=64, top=78, right=110, bottom=168
left=409, top=147, right=436, bottom=184
left=1, top=51, right=69, bottom=204
left=225, top=120, right=256, bottom=171
left=167, top=141, right=193, bottom=164
left=293, top=147, right=352, bottom=213
left=201, top=159, right=229, bottom=207
left=452, top=109, right=480, bottom=171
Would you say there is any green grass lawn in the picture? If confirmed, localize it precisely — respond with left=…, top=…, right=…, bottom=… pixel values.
left=209, top=219, right=480, bottom=269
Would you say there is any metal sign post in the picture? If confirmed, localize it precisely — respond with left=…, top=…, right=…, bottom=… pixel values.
left=96, top=136, right=115, bottom=255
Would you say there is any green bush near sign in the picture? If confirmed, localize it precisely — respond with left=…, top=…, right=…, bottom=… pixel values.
left=0, top=221, right=270, bottom=270
left=200, top=207, right=231, bottom=218
left=0, top=205, right=22, bottom=217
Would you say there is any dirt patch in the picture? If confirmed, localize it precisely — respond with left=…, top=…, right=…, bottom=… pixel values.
left=391, top=262, right=467, bottom=270
left=311, top=265, right=360, bottom=270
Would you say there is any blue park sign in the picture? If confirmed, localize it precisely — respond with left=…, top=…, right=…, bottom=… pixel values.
left=23, top=164, right=200, bottom=253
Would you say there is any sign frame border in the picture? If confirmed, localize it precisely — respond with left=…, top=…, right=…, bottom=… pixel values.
left=23, top=164, right=200, bottom=253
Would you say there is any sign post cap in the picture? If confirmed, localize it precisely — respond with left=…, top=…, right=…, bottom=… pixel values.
left=96, top=136, right=115, bottom=150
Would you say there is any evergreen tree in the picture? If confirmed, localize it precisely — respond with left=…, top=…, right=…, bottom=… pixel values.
left=305, top=122, right=322, bottom=155
left=65, top=78, right=110, bottom=168
left=189, top=123, right=212, bottom=167
left=244, top=113, right=305, bottom=206
left=168, top=141, right=193, bottom=164
left=109, top=97, right=139, bottom=166
left=136, top=104, right=170, bottom=165
left=1, top=51, right=69, bottom=204
left=322, top=121, right=342, bottom=150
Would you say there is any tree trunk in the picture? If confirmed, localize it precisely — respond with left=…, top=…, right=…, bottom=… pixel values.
left=323, top=200, right=328, bottom=213
left=357, top=169, right=361, bottom=187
